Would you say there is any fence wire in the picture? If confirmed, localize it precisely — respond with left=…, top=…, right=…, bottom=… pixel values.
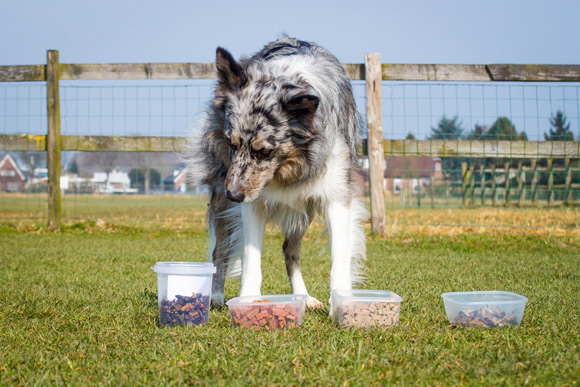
left=380, top=81, right=579, bottom=230
left=0, top=80, right=579, bottom=229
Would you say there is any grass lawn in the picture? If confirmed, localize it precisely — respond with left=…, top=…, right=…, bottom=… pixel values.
left=0, top=222, right=579, bottom=385
left=2, top=192, right=579, bottom=230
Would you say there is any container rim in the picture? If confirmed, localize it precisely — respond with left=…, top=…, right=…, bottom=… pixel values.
left=226, top=294, right=308, bottom=307
left=151, top=261, right=216, bottom=275
left=331, top=289, right=403, bottom=302
left=441, top=291, right=528, bottom=304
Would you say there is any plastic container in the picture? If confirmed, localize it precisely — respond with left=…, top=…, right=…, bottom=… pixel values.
left=151, top=262, right=216, bottom=327
left=226, top=295, right=307, bottom=330
left=331, top=289, right=403, bottom=328
left=441, top=291, right=528, bottom=328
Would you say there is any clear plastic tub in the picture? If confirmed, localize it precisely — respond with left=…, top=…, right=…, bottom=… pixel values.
left=331, top=289, right=403, bottom=328
left=226, top=295, right=307, bottom=330
left=441, top=291, right=528, bottom=328
left=151, top=262, right=216, bottom=327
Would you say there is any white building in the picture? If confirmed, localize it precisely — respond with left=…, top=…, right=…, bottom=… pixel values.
left=92, top=170, right=137, bottom=194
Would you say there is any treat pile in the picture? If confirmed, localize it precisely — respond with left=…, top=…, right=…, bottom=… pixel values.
left=450, top=305, right=519, bottom=327
left=159, top=293, right=210, bottom=327
left=336, top=301, right=400, bottom=328
left=228, top=299, right=302, bottom=330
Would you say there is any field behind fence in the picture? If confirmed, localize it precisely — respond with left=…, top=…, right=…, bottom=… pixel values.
left=1, top=53, right=579, bottom=231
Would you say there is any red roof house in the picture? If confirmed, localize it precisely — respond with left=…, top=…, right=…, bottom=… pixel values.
left=0, top=154, right=26, bottom=192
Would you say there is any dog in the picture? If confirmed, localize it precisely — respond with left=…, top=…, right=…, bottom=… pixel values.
left=185, top=35, right=367, bottom=311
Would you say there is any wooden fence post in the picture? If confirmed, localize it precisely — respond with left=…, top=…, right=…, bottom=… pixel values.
left=564, top=158, right=572, bottom=205
left=517, top=161, right=525, bottom=206
left=365, top=53, right=386, bottom=234
left=547, top=158, right=554, bottom=206
left=504, top=161, right=511, bottom=206
left=461, top=162, right=469, bottom=207
left=530, top=159, right=538, bottom=204
left=491, top=164, right=497, bottom=206
left=480, top=165, right=486, bottom=206
left=430, top=171, right=435, bottom=209
left=469, top=165, right=476, bottom=206
left=46, top=50, right=61, bottom=230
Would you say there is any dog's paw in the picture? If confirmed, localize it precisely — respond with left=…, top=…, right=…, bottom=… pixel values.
left=306, top=296, right=323, bottom=310
left=211, top=296, right=225, bottom=309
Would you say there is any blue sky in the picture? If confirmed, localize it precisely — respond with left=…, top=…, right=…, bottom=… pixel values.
left=1, top=0, right=579, bottom=141
left=2, top=0, right=580, bottom=65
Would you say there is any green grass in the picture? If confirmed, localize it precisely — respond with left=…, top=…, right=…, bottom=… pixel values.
left=2, top=192, right=579, bottom=230
left=1, top=222, right=579, bottom=385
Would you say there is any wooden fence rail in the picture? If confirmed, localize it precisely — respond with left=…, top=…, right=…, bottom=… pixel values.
left=461, top=159, right=580, bottom=208
left=1, top=53, right=580, bottom=230
left=3, top=62, right=580, bottom=82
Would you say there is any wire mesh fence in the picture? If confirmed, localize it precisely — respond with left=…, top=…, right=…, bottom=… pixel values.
left=1, top=76, right=579, bottom=229
left=379, top=81, right=579, bottom=230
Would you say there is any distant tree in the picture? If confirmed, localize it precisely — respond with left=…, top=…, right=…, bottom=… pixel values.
left=83, top=151, right=119, bottom=178
left=405, top=132, right=416, bottom=140
left=487, top=117, right=527, bottom=141
left=67, top=159, right=79, bottom=175
left=429, top=116, right=464, bottom=181
left=544, top=110, right=574, bottom=141
left=465, top=124, right=487, bottom=140
left=429, top=116, right=464, bottom=140
left=129, top=168, right=161, bottom=193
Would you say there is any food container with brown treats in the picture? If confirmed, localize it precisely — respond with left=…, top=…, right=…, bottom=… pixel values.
left=226, top=295, right=307, bottom=330
left=151, top=262, right=216, bottom=327
left=441, top=291, right=528, bottom=328
left=331, top=289, right=403, bottom=328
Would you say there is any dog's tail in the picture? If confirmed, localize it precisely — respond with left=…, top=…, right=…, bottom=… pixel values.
left=181, top=107, right=227, bottom=189
left=208, top=203, right=244, bottom=278
left=349, top=197, right=369, bottom=284
left=181, top=126, right=210, bottom=188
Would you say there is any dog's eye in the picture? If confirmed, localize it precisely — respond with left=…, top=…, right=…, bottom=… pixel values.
left=228, top=142, right=238, bottom=153
left=255, top=148, right=273, bottom=160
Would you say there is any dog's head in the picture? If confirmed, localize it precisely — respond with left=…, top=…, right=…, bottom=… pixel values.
left=214, top=47, right=321, bottom=203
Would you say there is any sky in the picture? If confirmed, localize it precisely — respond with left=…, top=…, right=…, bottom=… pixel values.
left=2, top=0, right=580, bottom=66
left=1, top=0, right=580, bottom=141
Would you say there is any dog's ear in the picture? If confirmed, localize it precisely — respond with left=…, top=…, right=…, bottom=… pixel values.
left=216, top=47, right=245, bottom=90
left=283, top=94, right=320, bottom=144
left=284, top=94, right=319, bottom=124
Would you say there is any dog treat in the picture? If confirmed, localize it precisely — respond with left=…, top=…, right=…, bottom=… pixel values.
left=337, top=301, right=400, bottom=328
left=159, top=293, right=210, bottom=327
left=450, top=305, right=519, bottom=327
left=228, top=301, right=301, bottom=330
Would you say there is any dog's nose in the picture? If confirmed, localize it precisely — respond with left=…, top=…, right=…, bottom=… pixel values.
left=226, top=190, right=245, bottom=203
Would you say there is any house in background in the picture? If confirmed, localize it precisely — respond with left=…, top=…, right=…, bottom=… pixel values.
left=163, top=169, right=189, bottom=193
left=93, top=170, right=137, bottom=194
left=0, top=154, right=26, bottom=192
left=384, top=156, right=443, bottom=194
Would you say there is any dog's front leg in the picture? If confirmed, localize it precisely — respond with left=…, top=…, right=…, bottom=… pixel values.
left=207, top=190, right=234, bottom=308
left=240, top=203, right=266, bottom=297
left=283, top=230, right=323, bottom=309
left=326, top=200, right=352, bottom=315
